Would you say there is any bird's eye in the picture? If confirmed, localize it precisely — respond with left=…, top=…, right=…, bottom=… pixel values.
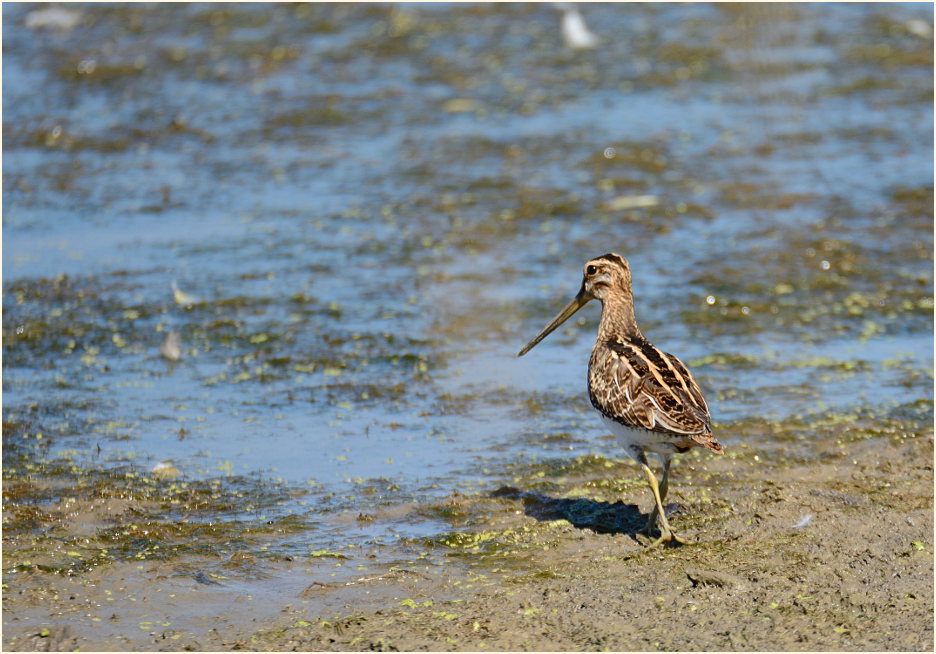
left=586, top=265, right=597, bottom=276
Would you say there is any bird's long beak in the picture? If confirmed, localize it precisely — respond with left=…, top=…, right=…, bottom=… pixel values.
left=518, top=287, right=590, bottom=357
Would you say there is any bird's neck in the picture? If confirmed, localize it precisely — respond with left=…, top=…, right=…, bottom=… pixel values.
left=596, top=288, right=643, bottom=343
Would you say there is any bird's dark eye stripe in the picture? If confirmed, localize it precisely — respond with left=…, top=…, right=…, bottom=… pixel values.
left=586, top=265, right=597, bottom=275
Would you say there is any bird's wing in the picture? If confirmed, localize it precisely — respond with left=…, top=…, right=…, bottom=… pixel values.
left=589, top=337, right=714, bottom=439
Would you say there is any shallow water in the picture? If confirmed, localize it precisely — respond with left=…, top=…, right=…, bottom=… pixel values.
left=3, top=1, right=933, bottom=563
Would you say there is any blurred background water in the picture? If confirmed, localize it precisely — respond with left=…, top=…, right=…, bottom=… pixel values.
left=3, top=2, right=933, bottom=555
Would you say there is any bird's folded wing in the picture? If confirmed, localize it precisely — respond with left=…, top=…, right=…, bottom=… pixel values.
left=592, top=339, right=713, bottom=438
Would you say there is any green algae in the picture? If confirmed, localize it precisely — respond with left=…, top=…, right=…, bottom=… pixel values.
left=716, top=399, right=934, bottom=459
left=683, top=221, right=933, bottom=341
left=2, top=420, right=319, bottom=579
left=3, top=271, right=441, bottom=406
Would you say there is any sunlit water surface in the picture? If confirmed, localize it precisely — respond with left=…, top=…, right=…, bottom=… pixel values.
left=3, top=3, right=933, bottom=554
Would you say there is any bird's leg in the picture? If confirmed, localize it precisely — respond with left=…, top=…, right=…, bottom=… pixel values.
left=645, top=455, right=671, bottom=530
left=637, top=455, right=684, bottom=547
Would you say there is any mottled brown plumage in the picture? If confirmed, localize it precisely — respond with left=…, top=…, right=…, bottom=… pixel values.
left=519, top=253, right=723, bottom=546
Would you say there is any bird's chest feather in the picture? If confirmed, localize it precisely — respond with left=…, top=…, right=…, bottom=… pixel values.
left=587, top=345, right=642, bottom=414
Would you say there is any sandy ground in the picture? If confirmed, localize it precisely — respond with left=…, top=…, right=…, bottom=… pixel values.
left=3, top=427, right=932, bottom=652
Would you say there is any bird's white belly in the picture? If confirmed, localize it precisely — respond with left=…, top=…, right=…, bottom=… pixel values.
left=599, top=414, right=681, bottom=459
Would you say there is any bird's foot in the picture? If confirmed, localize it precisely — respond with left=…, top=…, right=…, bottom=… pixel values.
left=646, top=528, right=687, bottom=548
left=638, top=515, right=687, bottom=548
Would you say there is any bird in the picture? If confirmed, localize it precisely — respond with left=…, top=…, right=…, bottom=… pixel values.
left=159, top=330, right=182, bottom=362
left=556, top=3, right=600, bottom=50
left=171, top=280, right=199, bottom=307
left=24, top=6, right=82, bottom=31
left=518, top=253, right=723, bottom=546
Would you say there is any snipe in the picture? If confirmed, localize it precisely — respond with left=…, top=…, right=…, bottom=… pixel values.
left=519, top=253, right=723, bottom=546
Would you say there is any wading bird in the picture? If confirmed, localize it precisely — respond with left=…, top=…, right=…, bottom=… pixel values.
left=518, top=253, right=723, bottom=546
left=556, top=3, right=600, bottom=50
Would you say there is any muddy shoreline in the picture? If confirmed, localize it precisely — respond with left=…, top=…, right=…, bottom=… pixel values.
left=4, top=419, right=932, bottom=651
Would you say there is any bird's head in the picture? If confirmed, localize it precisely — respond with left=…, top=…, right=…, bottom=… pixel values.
left=517, top=252, right=633, bottom=357
left=578, top=253, right=632, bottom=303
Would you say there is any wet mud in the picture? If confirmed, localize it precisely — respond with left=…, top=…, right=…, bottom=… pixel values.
left=3, top=419, right=931, bottom=651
